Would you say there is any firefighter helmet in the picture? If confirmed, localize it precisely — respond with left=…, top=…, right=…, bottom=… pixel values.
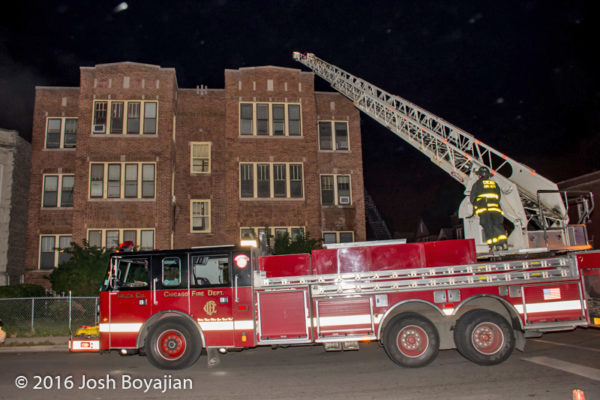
left=476, top=167, right=491, bottom=178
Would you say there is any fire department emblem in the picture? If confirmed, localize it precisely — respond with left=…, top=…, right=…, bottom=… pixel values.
left=203, top=300, right=217, bottom=316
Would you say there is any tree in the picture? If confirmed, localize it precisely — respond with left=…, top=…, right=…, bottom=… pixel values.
left=49, top=242, right=110, bottom=296
left=272, top=231, right=322, bottom=255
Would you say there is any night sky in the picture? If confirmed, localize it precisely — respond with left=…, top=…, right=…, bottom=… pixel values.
left=1, top=0, right=598, bottom=237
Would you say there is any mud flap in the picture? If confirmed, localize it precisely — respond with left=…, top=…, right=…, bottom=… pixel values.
left=206, top=348, right=221, bottom=368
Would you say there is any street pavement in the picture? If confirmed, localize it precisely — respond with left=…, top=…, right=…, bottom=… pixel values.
left=0, top=328, right=598, bottom=400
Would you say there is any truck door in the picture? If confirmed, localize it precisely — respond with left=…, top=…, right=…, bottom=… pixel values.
left=153, top=254, right=190, bottom=314
left=188, top=251, right=235, bottom=347
left=107, top=256, right=152, bottom=349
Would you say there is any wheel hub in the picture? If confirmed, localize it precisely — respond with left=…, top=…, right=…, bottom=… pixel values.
left=157, top=329, right=186, bottom=360
left=472, top=322, right=504, bottom=355
left=397, top=325, right=429, bottom=358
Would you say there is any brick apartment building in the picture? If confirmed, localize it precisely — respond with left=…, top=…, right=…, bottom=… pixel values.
left=25, top=62, right=366, bottom=285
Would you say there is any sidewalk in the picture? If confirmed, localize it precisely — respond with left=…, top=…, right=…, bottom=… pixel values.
left=0, top=336, right=69, bottom=353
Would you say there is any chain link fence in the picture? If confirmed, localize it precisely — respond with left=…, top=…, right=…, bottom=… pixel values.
left=0, top=297, right=98, bottom=337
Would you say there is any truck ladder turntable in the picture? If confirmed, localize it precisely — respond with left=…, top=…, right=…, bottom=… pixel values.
left=255, top=256, right=578, bottom=298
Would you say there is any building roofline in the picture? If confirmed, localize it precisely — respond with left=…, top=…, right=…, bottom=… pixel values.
left=225, top=65, right=305, bottom=74
left=35, top=86, right=79, bottom=90
left=80, top=61, right=175, bottom=71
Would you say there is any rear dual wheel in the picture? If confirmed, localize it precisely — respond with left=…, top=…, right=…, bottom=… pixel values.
left=454, top=310, right=515, bottom=365
left=383, top=314, right=440, bottom=368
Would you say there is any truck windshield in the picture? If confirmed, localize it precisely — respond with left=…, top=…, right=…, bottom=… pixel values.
left=102, top=256, right=149, bottom=290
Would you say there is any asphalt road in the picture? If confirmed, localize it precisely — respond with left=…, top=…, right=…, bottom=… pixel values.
left=1, top=328, right=599, bottom=400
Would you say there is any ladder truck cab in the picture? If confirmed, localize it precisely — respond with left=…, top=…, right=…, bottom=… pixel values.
left=292, top=52, right=594, bottom=256
left=84, top=238, right=600, bottom=370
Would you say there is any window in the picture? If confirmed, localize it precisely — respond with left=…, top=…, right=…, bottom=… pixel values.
left=124, top=164, right=138, bottom=198
left=89, top=162, right=155, bottom=199
left=240, top=163, right=304, bottom=199
left=272, top=104, right=285, bottom=135
left=143, top=102, right=157, bottom=134
left=90, top=164, right=104, bottom=198
left=240, top=104, right=253, bottom=135
left=191, top=200, right=210, bottom=233
left=88, top=229, right=154, bottom=250
left=45, top=117, right=77, bottom=149
left=142, top=164, right=155, bottom=198
left=191, top=142, right=211, bottom=174
left=107, top=164, right=121, bottom=198
left=240, top=227, right=305, bottom=247
left=127, top=102, right=140, bottom=134
left=257, top=164, right=270, bottom=198
left=273, top=164, right=286, bottom=197
left=162, top=257, right=181, bottom=287
left=318, top=121, right=349, bottom=151
left=321, top=174, right=352, bottom=206
left=42, top=174, right=74, bottom=208
left=92, top=100, right=158, bottom=135
left=190, top=254, right=229, bottom=287
left=239, top=102, right=302, bottom=136
left=323, top=231, right=354, bottom=244
left=257, top=104, right=269, bottom=135
left=110, top=102, right=124, bottom=134
left=93, top=102, right=107, bottom=132
left=39, top=235, right=72, bottom=269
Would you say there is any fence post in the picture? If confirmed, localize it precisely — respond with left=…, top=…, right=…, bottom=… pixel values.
left=30, top=298, right=35, bottom=334
left=68, top=291, right=72, bottom=335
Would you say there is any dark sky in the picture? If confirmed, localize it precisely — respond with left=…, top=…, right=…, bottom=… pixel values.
left=1, top=0, right=598, bottom=236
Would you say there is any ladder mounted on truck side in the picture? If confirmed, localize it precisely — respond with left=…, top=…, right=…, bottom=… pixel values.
left=292, top=52, right=592, bottom=255
left=255, top=255, right=578, bottom=296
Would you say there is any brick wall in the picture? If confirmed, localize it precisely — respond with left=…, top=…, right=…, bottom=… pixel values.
left=25, top=62, right=366, bottom=286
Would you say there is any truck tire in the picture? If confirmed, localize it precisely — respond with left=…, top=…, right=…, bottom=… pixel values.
left=383, top=313, right=440, bottom=368
left=454, top=310, right=515, bottom=365
left=145, top=318, right=202, bottom=370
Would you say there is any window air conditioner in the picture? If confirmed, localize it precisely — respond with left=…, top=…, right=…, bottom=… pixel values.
left=93, top=124, right=106, bottom=133
left=339, top=196, right=351, bottom=205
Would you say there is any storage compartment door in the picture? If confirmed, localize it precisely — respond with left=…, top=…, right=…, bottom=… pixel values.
left=582, top=268, right=600, bottom=326
left=257, top=290, right=310, bottom=343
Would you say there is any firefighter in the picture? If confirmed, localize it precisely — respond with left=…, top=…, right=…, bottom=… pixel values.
left=470, top=167, right=508, bottom=250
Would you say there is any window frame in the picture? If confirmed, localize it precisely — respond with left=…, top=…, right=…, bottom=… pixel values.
left=320, top=174, right=352, bottom=206
left=190, top=199, right=211, bottom=233
left=92, top=100, right=158, bottom=135
left=38, top=234, right=72, bottom=269
left=88, top=162, right=156, bottom=200
left=190, top=142, right=211, bottom=174
left=42, top=174, right=75, bottom=208
left=322, top=231, right=355, bottom=244
left=44, top=117, right=78, bottom=149
left=239, top=102, right=302, bottom=137
left=239, top=162, right=304, bottom=200
left=240, top=226, right=305, bottom=245
left=318, top=120, right=350, bottom=152
left=87, top=228, right=155, bottom=250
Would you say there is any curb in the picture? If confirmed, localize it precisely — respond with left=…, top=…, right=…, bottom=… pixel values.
left=0, top=344, right=68, bottom=353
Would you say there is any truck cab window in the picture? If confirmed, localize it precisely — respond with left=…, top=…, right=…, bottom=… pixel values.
left=109, top=258, right=149, bottom=289
left=162, top=257, right=181, bottom=287
left=190, top=255, right=229, bottom=287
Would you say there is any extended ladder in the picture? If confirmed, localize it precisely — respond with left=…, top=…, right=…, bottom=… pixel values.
left=293, top=52, right=574, bottom=251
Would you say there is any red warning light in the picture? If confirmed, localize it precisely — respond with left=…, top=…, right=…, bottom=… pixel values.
left=234, top=254, right=250, bottom=269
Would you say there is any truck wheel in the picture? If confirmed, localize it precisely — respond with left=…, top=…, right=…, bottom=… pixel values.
left=145, top=318, right=202, bottom=370
left=383, top=314, right=440, bottom=368
left=454, top=310, right=515, bottom=365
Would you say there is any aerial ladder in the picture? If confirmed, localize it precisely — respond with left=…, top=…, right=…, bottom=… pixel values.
left=293, top=52, right=592, bottom=255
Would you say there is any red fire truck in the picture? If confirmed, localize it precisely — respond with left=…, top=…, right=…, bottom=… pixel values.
left=71, top=238, right=600, bottom=370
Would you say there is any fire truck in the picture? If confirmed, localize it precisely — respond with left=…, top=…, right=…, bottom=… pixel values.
left=70, top=53, right=600, bottom=369
left=70, top=238, right=600, bottom=370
